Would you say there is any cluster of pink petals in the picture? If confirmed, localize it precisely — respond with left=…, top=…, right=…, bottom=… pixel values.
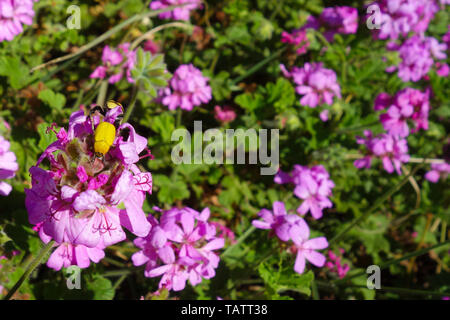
left=370, top=0, right=439, bottom=40
left=387, top=35, right=448, bottom=82
left=25, top=106, right=153, bottom=270
left=280, top=63, right=341, bottom=108
left=275, top=165, right=335, bottom=220
left=150, top=0, right=202, bottom=21
left=425, top=163, right=450, bottom=183
left=281, top=29, right=310, bottom=55
left=214, top=105, right=236, bottom=124
left=160, top=64, right=212, bottom=111
left=375, top=88, right=430, bottom=137
left=304, top=6, right=358, bottom=42
left=0, top=135, right=18, bottom=196
left=443, top=26, right=450, bottom=48
left=354, top=130, right=410, bottom=175
left=252, top=201, right=328, bottom=274
left=0, top=0, right=36, bottom=42
left=90, top=43, right=137, bottom=84
left=132, top=206, right=224, bottom=292
left=326, top=249, right=349, bottom=279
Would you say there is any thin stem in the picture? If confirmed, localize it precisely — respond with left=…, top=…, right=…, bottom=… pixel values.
left=131, top=22, right=192, bottom=50
left=30, top=5, right=189, bottom=72
left=230, top=47, right=286, bottom=85
left=176, top=108, right=182, bottom=128
left=122, top=84, right=139, bottom=123
left=222, top=226, right=257, bottom=257
left=113, top=274, right=128, bottom=291
left=329, top=163, right=424, bottom=245
left=96, top=80, right=109, bottom=107
left=346, top=154, right=445, bottom=164
left=3, top=241, right=55, bottom=300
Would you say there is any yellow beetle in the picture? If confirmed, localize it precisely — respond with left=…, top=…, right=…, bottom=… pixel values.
left=89, top=100, right=124, bottom=158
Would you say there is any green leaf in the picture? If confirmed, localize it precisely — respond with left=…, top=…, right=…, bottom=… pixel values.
left=38, top=89, right=66, bottom=110
left=87, top=275, right=115, bottom=300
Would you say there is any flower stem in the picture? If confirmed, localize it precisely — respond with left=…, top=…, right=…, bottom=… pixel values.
left=122, top=84, right=139, bottom=123
left=96, top=80, right=109, bottom=107
left=3, top=241, right=55, bottom=300
left=222, top=226, right=256, bottom=257
left=130, top=22, right=193, bottom=50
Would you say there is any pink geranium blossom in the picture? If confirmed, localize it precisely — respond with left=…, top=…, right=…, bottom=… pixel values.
left=132, top=206, right=224, bottom=292
left=0, top=0, right=36, bottom=42
left=281, top=63, right=341, bottom=108
left=0, top=135, right=18, bottom=196
left=424, top=163, right=450, bottom=183
left=326, top=249, right=350, bottom=279
left=281, top=29, right=309, bottom=55
left=160, top=64, right=212, bottom=111
left=214, top=106, right=236, bottom=124
left=25, top=105, right=153, bottom=268
left=150, top=0, right=202, bottom=21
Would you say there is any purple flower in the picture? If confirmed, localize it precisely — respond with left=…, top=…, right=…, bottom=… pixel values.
left=25, top=106, right=153, bottom=260
left=132, top=206, right=224, bottom=292
left=150, top=0, right=202, bottom=21
left=0, top=135, right=18, bottom=196
left=378, top=88, right=430, bottom=137
left=326, top=249, right=350, bottom=279
left=424, top=163, right=450, bottom=183
left=90, top=43, right=137, bottom=84
left=304, top=6, right=358, bottom=42
left=370, top=0, right=439, bottom=40
left=214, top=105, right=236, bottom=124
left=0, top=0, right=36, bottom=42
left=281, top=63, right=341, bottom=108
left=354, top=131, right=410, bottom=175
left=160, top=64, right=212, bottom=111
left=292, top=227, right=328, bottom=274
left=281, top=29, right=309, bottom=55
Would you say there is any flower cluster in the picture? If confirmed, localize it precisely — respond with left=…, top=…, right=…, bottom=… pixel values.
left=275, top=165, right=335, bottom=220
left=214, top=105, right=236, bottom=124
left=280, top=62, right=341, bottom=108
left=25, top=106, right=153, bottom=270
left=90, top=43, right=137, bottom=84
left=354, top=130, right=410, bottom=175
left=376, top=88, right=430, bottom=137
left=150, top=0, right=202, bottom=21
left=386, top=35, right=448, bottom=82
left=326, top=249, right=349, bottom=279
left=370, top=0, right=439, bottom=40
left=0, top=135, right=18, bottom=196
left=281, top=29, right=309, bottom=56
left=252, top=201, right=328, bottom=274
left=160, top=64, right=212, bottom=111
left=0, top=0, right=36, bottom=42
left=304, top=6, right=358, bottom=42
left=132, top=206, right=224, bottom=292
left=425, top=163, right=450, bottom=183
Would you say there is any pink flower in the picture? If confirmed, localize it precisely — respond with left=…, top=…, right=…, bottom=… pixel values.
left=0, top=135, right=18, bottom=196
left=90, top=43, right=137, bottom=84
left=425, top=163, right=450, bottom=183
left=25, top=106, right=153, bottom=264
left=304, top=6, right=358, bottom=42
left=326, top=249, right=350, bottom=279
left=281, top=63, right=341, bottom=108
left=214, top=106, right=236, bottom=124
left=281, top=29, right=309, bottom=55
left=150, top=0, right=202, bottom=21
left=378, top=88, right=430, bottom=137
left=292, top=228, right=328, bottom=274
left=160, top=64, right=212, bottom=111
left=132, top=206, right=224, bottom=292
left=0, top=0, right=36, bottom=42
left=143, top=39, right=160, bottom=54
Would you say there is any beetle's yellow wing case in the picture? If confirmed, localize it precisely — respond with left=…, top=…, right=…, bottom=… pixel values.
left=106, top=100, right=123, bottom=109
left=94, top=121, right=117, bottom=156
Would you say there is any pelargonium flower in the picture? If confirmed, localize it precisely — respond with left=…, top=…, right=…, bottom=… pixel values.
left=90, top=43, right=137, bottom=84
left=424, top=162, right=450, bottom=183
left=281, top=63, right=341, bottom=108
left=387, top=35, right=447, bottom=82
left=354, top=130, right=410, bottom=175
left=443, top=26, right=450, bottom=47
left=0, top=135, right=18, bottom=196
left=150, top=0, right=202, bottom=21
left=326, top=249, right=349, bottom=279
left=369, top=0, right=439, bottom=40
left=214, top=105, right=236, bottom=124
left=304, top=6, right=358, bottom=42
left=0, top=0, right=36, bottom=42
left=275, top=165, right=335, bottom=220
left=25, top=105, right=153, bottom=257
left=281, top=29, right=309, bottom=55
left=160, top=64, right=212, bottom=111
left=377, top=88, right=430, bottom=137
left=132, top=206, right=224, bottom=292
